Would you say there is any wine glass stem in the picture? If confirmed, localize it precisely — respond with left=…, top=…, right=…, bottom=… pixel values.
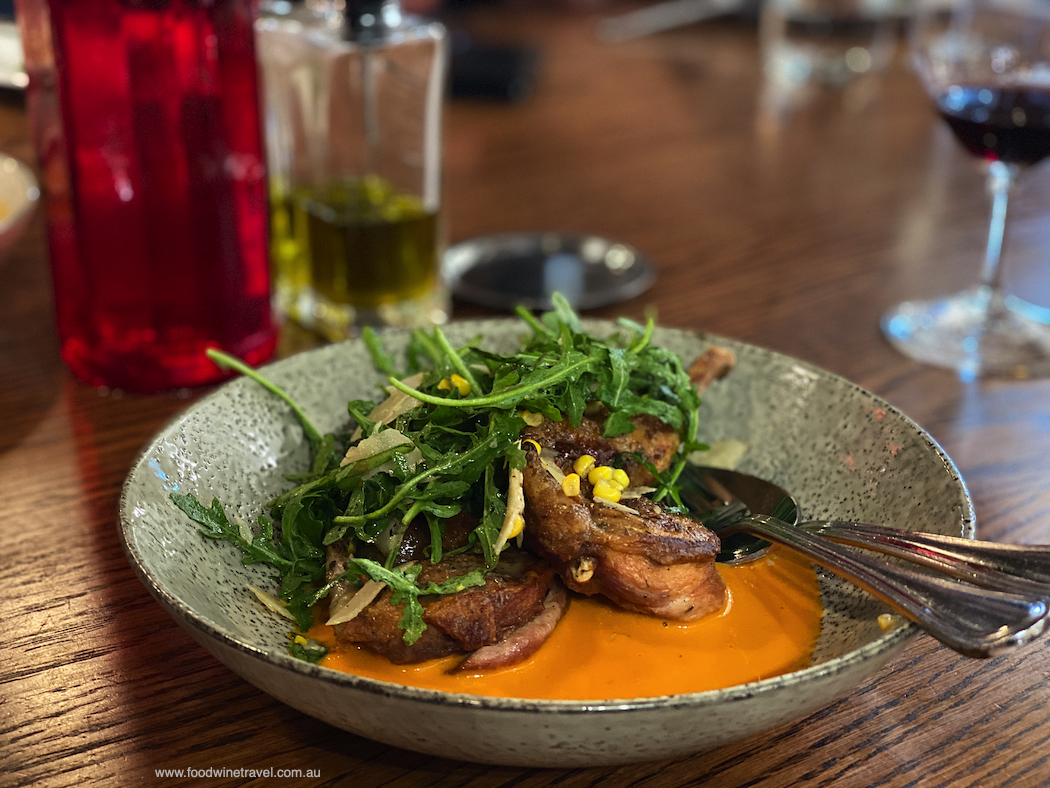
left=980, top=161, right=1019, bottom=310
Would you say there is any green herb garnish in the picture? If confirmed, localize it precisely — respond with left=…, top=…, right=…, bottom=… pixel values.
left=288, top=635, right=328, bottom=663
left=172, top=296, right=705, bottom=661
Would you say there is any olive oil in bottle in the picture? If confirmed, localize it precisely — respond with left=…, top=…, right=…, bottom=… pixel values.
left=298, top=177, right=439, bottom=308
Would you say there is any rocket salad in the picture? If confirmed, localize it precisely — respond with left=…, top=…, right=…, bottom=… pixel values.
left=172, top=296, right=706, bottom=661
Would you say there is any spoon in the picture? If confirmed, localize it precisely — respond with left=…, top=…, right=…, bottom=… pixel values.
left=680, top=465, right=1050, bottom=658
left=678, top=464, right=792, bottom=563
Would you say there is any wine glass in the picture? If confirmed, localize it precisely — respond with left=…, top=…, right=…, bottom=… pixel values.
left=881, top=0, right=1050, bottom=379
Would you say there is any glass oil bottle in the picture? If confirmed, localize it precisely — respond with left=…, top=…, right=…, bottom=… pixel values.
left=256, top=0, right=449, bottom=338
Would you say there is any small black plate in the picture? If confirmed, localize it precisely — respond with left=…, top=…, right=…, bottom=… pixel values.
left=442, top=232, right=656, bottom=311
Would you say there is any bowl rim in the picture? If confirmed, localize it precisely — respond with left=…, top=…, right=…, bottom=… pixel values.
left=118, top=321, right=975, bottom=714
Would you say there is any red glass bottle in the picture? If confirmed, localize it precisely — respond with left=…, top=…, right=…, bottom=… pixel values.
left=16, top=0, right=277, bottom=393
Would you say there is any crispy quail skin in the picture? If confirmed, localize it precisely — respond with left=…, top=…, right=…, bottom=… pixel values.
left=520, top=419, right=728, bottom=621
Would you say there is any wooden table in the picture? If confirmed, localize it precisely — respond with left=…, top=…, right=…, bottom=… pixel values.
left=5, top=4, right=1050, bottom=785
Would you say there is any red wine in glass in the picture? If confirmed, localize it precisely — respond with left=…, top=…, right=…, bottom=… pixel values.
left=936, top=86, right=1050, bottom=166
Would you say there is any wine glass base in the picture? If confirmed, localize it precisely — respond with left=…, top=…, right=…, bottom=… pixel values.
left=881, top=287, right=1050, bottom=380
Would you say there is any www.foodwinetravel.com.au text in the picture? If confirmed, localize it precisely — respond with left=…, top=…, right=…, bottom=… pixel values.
left=154, top=767, right=321, bottom=779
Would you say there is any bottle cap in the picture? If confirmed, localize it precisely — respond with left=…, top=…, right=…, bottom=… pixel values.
left=345, top=0, right=401, bottom=38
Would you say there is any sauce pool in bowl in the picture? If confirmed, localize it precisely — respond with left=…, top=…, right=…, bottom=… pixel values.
left=309, top=545, right=822, bottom=699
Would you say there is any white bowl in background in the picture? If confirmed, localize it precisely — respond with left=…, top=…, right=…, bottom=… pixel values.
left=0, top=153, right=40, bottom=259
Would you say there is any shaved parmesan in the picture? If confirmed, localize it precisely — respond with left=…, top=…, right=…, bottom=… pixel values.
left=326, top=579, right=386, bottom=626
left=619, top=486, right=657, bottom=499
left=234, top=514, right=254, bottom=544
left=539, top=455, right=566, bottom=485
left=341, top=427, right=414, bottom=467
left=519, top=410, right=544, bottom=427
left=350, top=372, right=425, bottom=441
left=494, top=466, right=525, bottom=553
left=247, top=585, right=296, bottom=621
left=401, top=447, right=424, bottom=469
left=594, top=497, right=639, bottom=515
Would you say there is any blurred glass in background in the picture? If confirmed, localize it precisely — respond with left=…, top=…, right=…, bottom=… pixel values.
left=761, top=0, right=905, bottom=93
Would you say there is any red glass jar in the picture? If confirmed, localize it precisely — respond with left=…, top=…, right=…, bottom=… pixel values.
left=16, top=0, right=277, bottom=392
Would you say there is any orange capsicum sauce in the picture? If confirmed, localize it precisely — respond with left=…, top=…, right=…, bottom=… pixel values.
left=306, top=545, right=822, bottom=700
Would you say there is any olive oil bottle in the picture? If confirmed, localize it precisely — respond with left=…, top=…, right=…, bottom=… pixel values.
left=257, top=0, right=449, bottom=336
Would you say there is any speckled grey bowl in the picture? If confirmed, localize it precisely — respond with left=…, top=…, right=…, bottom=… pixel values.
left=119, top=320, right=973, bottom=767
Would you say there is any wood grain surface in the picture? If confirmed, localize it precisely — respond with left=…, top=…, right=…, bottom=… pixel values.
left=4, top=3, right=1050, bottom=786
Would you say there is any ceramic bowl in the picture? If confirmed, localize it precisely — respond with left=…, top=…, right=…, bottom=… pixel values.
left=119, top=320, right=973, bottom=767
left=0, top=153, right=39, bottom=260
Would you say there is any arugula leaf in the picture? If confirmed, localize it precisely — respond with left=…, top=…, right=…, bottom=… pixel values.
left=407, top=328, right=444, bottom=370
left=434, top=327, right=481, bottom=395
left=171, top=492, right=325, bottom=631
left=605, top=346, right=630, bottom=407
left=171, top=493, right=291, bottom=570
left=546, top=291, right=582, bottom=334
left=310, top=433, right=339, bottom=477
left=387, top=348, right=597, bottom=412
left=515, top=305, right=557, bottom=339
left=477, top=463, right=506, bottom=568
left=602, top=410, right=636, bottom=438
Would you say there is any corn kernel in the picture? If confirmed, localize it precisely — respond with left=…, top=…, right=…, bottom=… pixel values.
left=437, top=378, right=452, bottom=391
left=588, top=465, right=614, bottom=485
left=507, top=514, right=525, bottom=539
left=592, top=481, right=621, bottom=503
left=522, top=438, right=543, bottom=455
left=573, top=455, right=596, bottom=475
left=612, top=468, right=630, bottom=488
left=562, top=473, right=581, bottom=497
left=293, top=635, right=307, bottom=645
left=449, top=374, right=471, bottom=396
